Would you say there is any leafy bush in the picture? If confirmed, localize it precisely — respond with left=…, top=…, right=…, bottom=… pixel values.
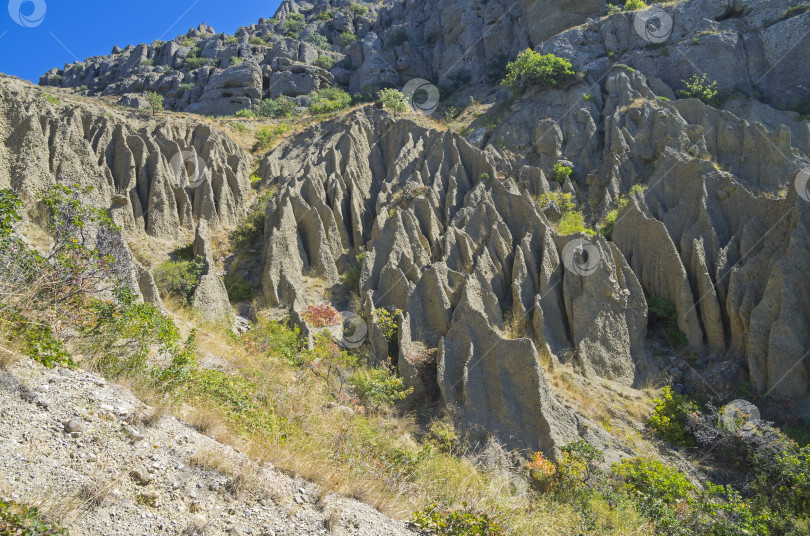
left=0, top=499, right=67, bottom=535
left=223, top=272, right=256, bottom=303
left=284, top=19, right=305, bottom=39
left=502, top=49, right=581, bottom=91
left=677, top=74, right=719, bottom=106
left=537, top=191, right=576, bottom=213
left=308, top=87, right=352, bottom=114
left=339, top=31, right=357, bottom=48
left=599, top=194, right=630, bottom=240
left=253, top=123, right=291, bottom=151
left=306, top=32, right=330, bottom=49
left=624, top=0, right=646, bottom=11
left=230, top=56, right=244, bottom=66
left=374, top=307, right=399, bottom=341
left=350, top=363, right=412, bottom=407
left=184, top=49, right=215, bottom=70
left=235, top=108, right=256, bottom=118
left=376, top=88, right=409, bottom=114
left=302, top=302, right=342, bottom=327
left=153, top=255, right=205, bottom=304
left=557, top=211, right=595, bottom=236
left=257, top=96, right=296, bottom=118
left=315, top=55, right=335, bottom=69
left=606, top=3, right=622, bottom=15
left=314, top=11, right=334, bottom=21
left=249, top=35, right=268, bottom=46
left=648, top=386, right=698, bottom=446
left=552, top=162, right=573, bottom=184
left=411, top=503, right=506, bottom=536
left=384, top=28, right=408, bottom=50
left=141, top=58, right=154, bottom=66
left=340, top=252, right=365, bottom=292
left=225, top=34, right=238, bottom=44
left=177, top=82, right=195, bottom=97
left=350, top=3, right=369, bottom=15
left=527, top=451, right=557, bottom=490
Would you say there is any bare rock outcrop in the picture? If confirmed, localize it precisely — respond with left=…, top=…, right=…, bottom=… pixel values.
left=191, top=220, right=233, bottom=323
left=255, top=108, right=651, bottom=454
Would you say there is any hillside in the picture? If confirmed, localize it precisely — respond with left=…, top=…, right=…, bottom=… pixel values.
left=1, top=0, right=810, bottom=535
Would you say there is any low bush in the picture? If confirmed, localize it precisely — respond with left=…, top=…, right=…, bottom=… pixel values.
left=411, top=503, right=506, bottom=536
left=0, top=499, right=67, bottom=535
left=315, top=55, right=335, bottom=69
left=384, top=28, right=408, bottom=50
left=284, top=19, right=305, bottom=39
left=552, top=162, right=573, bottom=184
left=302, top=302, right=342, bottom=327
left=223, top=272, right=256, bottom=303
left=257, top=96, right=296, bottom=118
left=647, top=296, right=688, bottom=347
left=502, top=49, right=581, bottom=91
left=308, top=87, right=352, bottom=114
left=230, top=56, right=244, bottom=66
left=235, top=108, right=256, bottom=118
left=141, top=58, right=154, bottom=66
left=339, top=31, right=357, bottom=48
left=350, top=363, right=412, bottom=407
left=179, top=37, right=196, bottom=47
left=177, top=82, right=195, bottom=97
left=376, top=88, right=409, bottom=114
left=350, top=3, right=370, bottom=15
left=153, top=255, right=205, bottom=304
left=557, top=211, right=595, bottom=236
left=648, top=386, right=697, bottom=446
left=624, top=0, right=646, bottom=11
left=306, top=32, right=330, bottom=49
left=225, top=34, right=238, bottom=44
left=253, top=123, right=291, bottom=151
left=249, top=35, right=268, bottom=46
left=677, top=74, right=719, bottom=106
left=314, top=11, right=333, bottom=21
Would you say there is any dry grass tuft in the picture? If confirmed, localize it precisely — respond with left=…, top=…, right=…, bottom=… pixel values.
left=186, top=406, right=224, bottom=436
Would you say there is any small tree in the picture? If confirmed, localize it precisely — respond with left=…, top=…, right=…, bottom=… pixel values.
left=502, top=49, right=580, bottom=91
left=339, top=31, right=357, bottom=48
left=676, top=74, right=719, bottom=106
left=145, top=91, right=164, bottom=116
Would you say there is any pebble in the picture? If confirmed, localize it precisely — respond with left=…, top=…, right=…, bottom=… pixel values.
left=63, top=418, right=84, bottom=434
left=130, top=466, right=153, bottom=486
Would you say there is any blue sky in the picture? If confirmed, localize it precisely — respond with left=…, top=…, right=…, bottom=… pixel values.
left=0, top=0, right=283, bottom=82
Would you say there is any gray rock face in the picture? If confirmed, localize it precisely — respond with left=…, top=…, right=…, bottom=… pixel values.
left=255, top=108, right=651, bottom=453
left=185, top=61, right=263, bottom=115
left=0, top=75, right=251, bottom=240
left=191, top=220, right=233, bottom=323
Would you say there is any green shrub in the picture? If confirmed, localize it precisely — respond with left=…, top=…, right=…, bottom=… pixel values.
left=647, top=386, right=697, bottom=446
left=351, top=364, right=412, bottom=407
left=249, top=35, right=268, bottom=46
left=350, top=3, right=369, bottom=15
left=306, top=32, right=330, bottom=49
left=537, top=191, right=576, bottom=213
left=557, top=211, right=595, bottom=236
left=677, top=74, right=719, bottom=106
left=253, top=123, right=291, bottom=151
left=315, top=55, right=335, bottom=69
left=599, top=194, right=630, bottom=240
left=235, top=108, right=256, bottom=118
left=339, top=31, right=357, bottom=48
left=49, top=74, right=62, bottom=87
left=257, top=96, right=296, bottom=118
left=341, top=252, right=365, bottom=293
left=153, top=255, right=205, bottom=304
left=605, top=3, right=622, bottom=15
left=177, top=83, right=195, bottom=98
left=231, top=122, right=247, bottom=133
left=184, top=49, right=215, bottom=70
left=384, top=28, right=408, bottom=50
left=41, top=94, right=61, bottom=105
left=179, top=37, right=196, bottom=47
left=411, top=503, right=506, bottom=536
left=552, top=162, right=573, bottom=184
left=288, top=12, right=304, bottom=21
left=0, top=499, right=67, bottom=535
left=376, top=88, right=409, bottom=114
left=502, top=49, right=581, bottom=91
left=223, top=272, right=256, bottom=303
left=284, top=19, right=305, bottom=39
left=8, top=312, right=74, bottom=368
left=141, top=58, right=154, bottom=66
left=614, top=457, right=693, bottom=504
left=308, top=87, right=352, bottom=114
left=624, top=0, right=646, bottom=11
left=314, top=11, right=334, bottom=21
left=230, top=56, right=245, bottom=65
left=225, top=34, right=238, bottom=44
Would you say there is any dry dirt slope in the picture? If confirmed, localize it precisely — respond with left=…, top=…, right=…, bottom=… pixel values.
left=0, top=356, right=416, bottom=536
